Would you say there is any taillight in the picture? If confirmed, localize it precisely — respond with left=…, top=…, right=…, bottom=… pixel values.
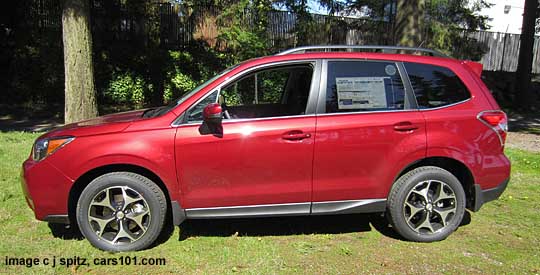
left=478, top=110, right=508, bottom=147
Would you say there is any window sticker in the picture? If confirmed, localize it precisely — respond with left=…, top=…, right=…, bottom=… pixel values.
left=336, top=77, right=388, bottom=109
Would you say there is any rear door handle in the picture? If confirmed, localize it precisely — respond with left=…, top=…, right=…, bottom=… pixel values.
left=393, top=121, right=418, bottom=132
left=282, top=130, right=312, bottom=140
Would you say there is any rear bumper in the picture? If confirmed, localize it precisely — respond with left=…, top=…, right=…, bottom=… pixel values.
left=472, top=177, right=509, bottom=212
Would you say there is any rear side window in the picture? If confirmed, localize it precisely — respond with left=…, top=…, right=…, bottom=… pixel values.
left=404, top=63, right=470, bottom=109
left=325, top=61, right=406, bottom=113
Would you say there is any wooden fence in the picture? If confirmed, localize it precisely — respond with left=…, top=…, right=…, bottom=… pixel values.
left=465, top=31, right=540, bottom=73
left=30, top=0, right=540, bottom=73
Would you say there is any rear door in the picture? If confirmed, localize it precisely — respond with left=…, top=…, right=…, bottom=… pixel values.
left=312, top=60, right=427, bottom=204
left=175, top=61, right=321, bottom=212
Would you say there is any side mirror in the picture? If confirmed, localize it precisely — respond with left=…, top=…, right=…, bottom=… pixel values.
left=198, top=103, right=223, bottom=137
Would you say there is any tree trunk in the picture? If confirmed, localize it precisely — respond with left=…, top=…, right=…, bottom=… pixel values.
left=514, top=0, right=538, bottom=110
left=394, top=0, right=425, bottom=47
left=62, top=0, right=98, bottom=124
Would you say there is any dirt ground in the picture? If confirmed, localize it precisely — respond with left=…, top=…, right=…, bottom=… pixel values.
left=506, top=132, right=540, bottom=152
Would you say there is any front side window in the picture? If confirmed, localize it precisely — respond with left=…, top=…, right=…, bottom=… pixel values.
left=325, top=61, right=406, bottom=113
left=185, top=64, right=314, bottom=123
left=404, top=62, right=471, bottom=108
left=185, top=90, right=219, bottom=122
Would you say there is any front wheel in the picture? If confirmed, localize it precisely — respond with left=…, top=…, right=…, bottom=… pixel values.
left=387, top=166, right=466, bottom=242
left=76, top=172, right=167, bottom=251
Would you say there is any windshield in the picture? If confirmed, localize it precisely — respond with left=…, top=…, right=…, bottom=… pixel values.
left=144, top=65, right=238, bottom=118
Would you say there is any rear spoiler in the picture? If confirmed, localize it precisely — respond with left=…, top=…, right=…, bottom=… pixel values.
left=462, top=60, right=483, bottom=77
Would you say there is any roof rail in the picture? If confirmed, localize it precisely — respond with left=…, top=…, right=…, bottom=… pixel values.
left=276, top=45, right=447, bottom=57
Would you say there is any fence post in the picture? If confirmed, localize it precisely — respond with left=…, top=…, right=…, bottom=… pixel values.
left=500, top=32, right=508, bottom=71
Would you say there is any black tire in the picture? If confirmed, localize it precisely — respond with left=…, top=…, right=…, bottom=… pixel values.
left=76, top=172, right=167, bottom=252
left=387, top=166, right=466, bottom=242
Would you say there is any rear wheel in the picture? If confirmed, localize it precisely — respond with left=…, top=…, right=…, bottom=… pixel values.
left=387, top=166, right=466, bottom=242
left=76, top=172, right=166, bottom=251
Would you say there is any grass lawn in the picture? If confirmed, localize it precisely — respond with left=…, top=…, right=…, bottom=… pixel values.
left=0, top=131, right=539, bottom=274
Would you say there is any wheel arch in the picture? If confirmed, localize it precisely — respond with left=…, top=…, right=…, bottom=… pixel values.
left=68, top=164, right=174, bottom=226
left=392, top=156, right=477, bottom=211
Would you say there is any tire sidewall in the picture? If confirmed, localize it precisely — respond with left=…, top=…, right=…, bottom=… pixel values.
left=389, top=167, right=466, bottom=242
left=76, top=173, right=166, bottom=252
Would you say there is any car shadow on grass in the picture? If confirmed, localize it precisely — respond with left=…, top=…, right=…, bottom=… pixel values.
left=177, top=213, right=399, bottom=241
left=177, top=211, right=472, bottom=241
left=48, top=223, right=84, bottom=240
left=46, top=211, right=472, bottom=245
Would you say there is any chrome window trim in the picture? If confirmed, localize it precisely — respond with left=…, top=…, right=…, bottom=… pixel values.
left=314, top=97, right=471, bottom=117
left=317, top=59, right=410, bottom=115
left=402, top=61, right=473, bottom=110
left=174, top=114, right=317, bottom=128
left=316, top=108, right=418, bottom=117
left=417, top=98, right=472, bottom=111
left=171, top=60, right=320, bottom=127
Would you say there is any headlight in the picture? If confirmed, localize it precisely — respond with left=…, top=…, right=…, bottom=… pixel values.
left=32, top=137, right=74, bottom=161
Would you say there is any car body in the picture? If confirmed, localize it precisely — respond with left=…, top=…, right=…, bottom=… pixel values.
left=21, top=46, right=510, bottom=251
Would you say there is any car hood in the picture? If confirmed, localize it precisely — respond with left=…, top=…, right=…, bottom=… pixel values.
left=41, top=109, right=147, bottom=138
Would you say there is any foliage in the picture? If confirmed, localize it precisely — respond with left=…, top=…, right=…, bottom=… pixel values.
left=426, top=0, right=491, bottom=59
left=341, top=0, right=491, bottom=59
left=2, top=0, right=531, bottom=114
left=216, top=0, right=271, bottom=64
left=105, top=72, right=147, bottom=107
left=1, top=0, right=64, bottom=109
left=162, top=47, right=225, bottom=104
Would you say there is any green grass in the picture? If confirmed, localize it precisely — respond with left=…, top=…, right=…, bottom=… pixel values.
left=1, top=132, right=539, bottom=274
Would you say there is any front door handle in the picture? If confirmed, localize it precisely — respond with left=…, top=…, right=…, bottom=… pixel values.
left=282, top=130, right=312, bottom=140
left=393, top=121, right=418, bottom=132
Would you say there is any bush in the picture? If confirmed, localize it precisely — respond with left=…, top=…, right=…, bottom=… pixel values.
left=163, top=49, right=214, bottom=104
left=105, top=72, right=147, bottom=107
left=163, top=71, right=197, bottom=103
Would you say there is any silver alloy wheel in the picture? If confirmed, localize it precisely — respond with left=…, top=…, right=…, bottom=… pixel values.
left=87, top=186, right=151, bottom=245
left=403, top=180, right=457, bottom=234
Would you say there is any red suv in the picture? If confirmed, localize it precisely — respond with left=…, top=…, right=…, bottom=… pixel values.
left=21, top=46, right=510, bottom=251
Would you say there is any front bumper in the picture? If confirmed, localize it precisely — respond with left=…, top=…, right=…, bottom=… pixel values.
left=472, top=177, right=509, bottom=212
left=21, top=158, right=73, bottom=221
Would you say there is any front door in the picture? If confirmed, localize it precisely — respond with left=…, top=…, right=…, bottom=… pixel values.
left=175, top=62, right=319, bottom=213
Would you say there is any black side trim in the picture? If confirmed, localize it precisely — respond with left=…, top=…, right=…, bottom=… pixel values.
left=472, top=178, right=509, bottom=212
left=171, top=200, right=186, bottom=225
left=311, top=199, right=387, bottom=215
left=44, top=215, right=70, bottom=224
left=183, top=199, right=386, bottom=219
left=186, top=203, right=311, bottom=219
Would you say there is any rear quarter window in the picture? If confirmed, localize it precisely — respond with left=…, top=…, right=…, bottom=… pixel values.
left=404, top=62, right=471, bottom=109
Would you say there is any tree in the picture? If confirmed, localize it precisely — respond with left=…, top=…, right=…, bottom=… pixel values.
left=62, top=0, right=98, bottom=123
left=394, top=0, right=425, bottom=47
left=515, top=0, right=540, bottom=110
left=426, top=0, right=490, bottom=59
left=341, top=0, right=490, bottom=58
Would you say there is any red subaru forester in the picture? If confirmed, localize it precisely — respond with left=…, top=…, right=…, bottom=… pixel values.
left=21, top=46, right=510, bottom=251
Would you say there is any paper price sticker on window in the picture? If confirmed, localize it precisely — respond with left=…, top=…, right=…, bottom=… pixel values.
left=336, top=77, right=388, bottom=109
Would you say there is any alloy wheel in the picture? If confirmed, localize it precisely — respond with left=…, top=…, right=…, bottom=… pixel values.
left=87, top=186, right=151, bottom=245
left=403, top=180, right=457, bottom=234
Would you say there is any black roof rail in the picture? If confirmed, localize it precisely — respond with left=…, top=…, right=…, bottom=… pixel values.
left=276, top=45, right=447, bottom=57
